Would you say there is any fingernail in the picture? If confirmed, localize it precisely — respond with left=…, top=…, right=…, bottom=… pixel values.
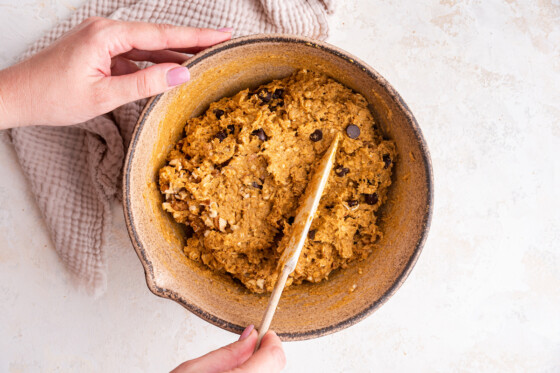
left=239, top=324, right=254, bottom=341
left=166, top=66, right=190, bottom=87
left=217, top=27, right=234, bottom=33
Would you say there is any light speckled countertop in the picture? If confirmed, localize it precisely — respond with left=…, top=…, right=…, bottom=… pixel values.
left=1, top=1, right=559, bottom=372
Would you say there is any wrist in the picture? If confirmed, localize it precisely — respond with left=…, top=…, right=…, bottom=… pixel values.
left=0, top=69, right=11, bottom=129
left=0, top=63, right=33, bottom=130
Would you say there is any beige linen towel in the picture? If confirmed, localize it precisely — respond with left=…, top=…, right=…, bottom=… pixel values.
left=7, top=0, right=334, bottom=296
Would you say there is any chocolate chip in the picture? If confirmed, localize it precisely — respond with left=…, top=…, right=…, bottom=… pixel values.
left=309, top=129, right=323, bottom=142
left=272, top=88, right=285, bottom=99
left=347, top=200, right=359, bottom=207
left=308, top=229, right=317, bottom=240
left=214, top=129, right=228, bottom=142
left=256, top=88, right=272, bottom=103
left=334, top=165, right=350, bottom=177
left=227, top=124, right=235, bottom=134
left=325, top=204, right=334, bottom=210
left=184, top=225, right=195, bottom=239
left=287, top=216, right=295, bottom=225
left=272, top=229, right=284, bottom=246
left=251, top=128, right=268, bottom=141
left=214, top=109, right=225, bottom=119
left=345, top=124, right=361, bottom=139
left=251, top=181, right=263, bottom=190
left=217, top=158, right=232, bottom=169
left=270, top=101, right=285, bottom=112
left=363, top=193, right=378, bottom=205
left=383, top=154, right=392, bottom=169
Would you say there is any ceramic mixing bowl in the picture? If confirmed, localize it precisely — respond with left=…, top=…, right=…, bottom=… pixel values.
left=123, top=34, right=433, bottom=340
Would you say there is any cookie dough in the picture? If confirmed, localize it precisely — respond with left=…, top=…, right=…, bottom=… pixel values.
left=159, top=70, right=396, bottom=293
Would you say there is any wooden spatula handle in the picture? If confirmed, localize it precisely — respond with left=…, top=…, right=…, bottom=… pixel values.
left=254, top=266, right=291, bottom=351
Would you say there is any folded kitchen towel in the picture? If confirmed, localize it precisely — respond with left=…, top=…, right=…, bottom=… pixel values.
left=6, top=0, right=334, bottom=296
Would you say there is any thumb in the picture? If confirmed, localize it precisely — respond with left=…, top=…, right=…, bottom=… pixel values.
left=106, top=63, right=189, bottom=105
left=232, top=331, right=286, bottom=373
left=171, top=328, right=257, bottom=373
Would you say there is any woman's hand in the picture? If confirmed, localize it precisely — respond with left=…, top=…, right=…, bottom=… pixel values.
left=171, top=326, right=286, bottom=373
left=0, top=17, right=232, bottom=129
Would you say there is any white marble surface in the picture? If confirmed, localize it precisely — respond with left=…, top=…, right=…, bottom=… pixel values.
left=1, top=0, right=559, bottom=372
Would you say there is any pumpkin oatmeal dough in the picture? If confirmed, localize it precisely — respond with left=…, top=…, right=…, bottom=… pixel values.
left=159, top=70, right=396, bottom=293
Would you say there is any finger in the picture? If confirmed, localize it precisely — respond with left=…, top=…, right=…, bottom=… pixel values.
left=120, top=49, right=188, bottom=64
left=171, top=329, right=258, bottom=373
left=110, top=56, right=140, bottom=76
left=230, top=331, right=286, bottom=373
left=104, top=22, right=233, bottom=56
left=105, top=63, right=189, bottom=105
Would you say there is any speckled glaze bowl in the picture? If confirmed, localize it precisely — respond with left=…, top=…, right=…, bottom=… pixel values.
left=123, top=34, right=433, bottom=340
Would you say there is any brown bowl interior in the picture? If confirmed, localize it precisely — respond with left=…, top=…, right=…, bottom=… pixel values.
left=124, top=35, right=432, bottom=341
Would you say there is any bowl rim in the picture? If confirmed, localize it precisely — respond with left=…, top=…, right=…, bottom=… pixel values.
left=123, top=33, right=434, bottom=341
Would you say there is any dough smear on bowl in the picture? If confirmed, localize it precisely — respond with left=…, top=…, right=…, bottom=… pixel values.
left=158, top=70, right=396, bottom=293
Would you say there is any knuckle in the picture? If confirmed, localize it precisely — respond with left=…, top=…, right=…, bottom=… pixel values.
left=85, top=17, right=109, bottom=31
left=153, top=23, right=176, bottom=48
left=155, top=22, right=175, bottom=31
left=82, top=16, right=104, bottom=25
left=135, top=72, right=156, bottom=98
left=221, top=345, right=242, bottom=366
left=192, top=27, right=203, bottom=45
left=82, top=17, right=116, bottom=41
